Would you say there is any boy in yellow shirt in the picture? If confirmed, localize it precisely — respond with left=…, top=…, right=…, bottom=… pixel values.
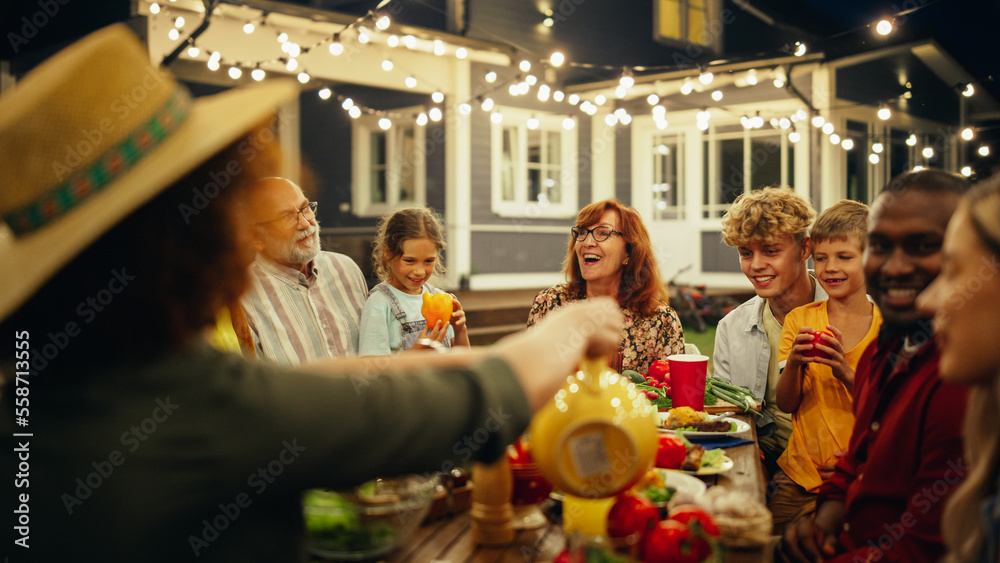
left=769, top=200, right=883, bottom=533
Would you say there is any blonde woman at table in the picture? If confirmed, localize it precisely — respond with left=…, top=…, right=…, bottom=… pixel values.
left=527, top=199, right=685, bottom=374
left=917, top=173, right=1000, bottom=563
left=0, top=26, right=624, bottom=563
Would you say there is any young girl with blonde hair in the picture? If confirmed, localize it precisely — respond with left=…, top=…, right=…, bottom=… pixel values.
left=359, top=207, right=470, bottom=354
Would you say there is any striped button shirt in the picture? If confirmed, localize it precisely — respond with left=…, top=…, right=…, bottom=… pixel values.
left=241, top=252, right=369, bottom=365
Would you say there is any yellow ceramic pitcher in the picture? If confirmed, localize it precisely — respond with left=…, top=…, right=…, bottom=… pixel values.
left=529, top=357, right=659, bottom=498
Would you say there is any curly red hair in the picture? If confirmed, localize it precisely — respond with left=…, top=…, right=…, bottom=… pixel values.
left=563, top=199, right=669, bottom=316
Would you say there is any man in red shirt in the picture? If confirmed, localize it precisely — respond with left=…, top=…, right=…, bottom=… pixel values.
left=779, top=170, right=971, bottom=563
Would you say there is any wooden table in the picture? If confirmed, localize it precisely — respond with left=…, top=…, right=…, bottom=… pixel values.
left=358, top=414, right=771, bottom=563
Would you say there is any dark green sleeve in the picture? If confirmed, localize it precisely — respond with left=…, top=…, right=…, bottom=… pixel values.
left=217, top=354, right=531, bottom=492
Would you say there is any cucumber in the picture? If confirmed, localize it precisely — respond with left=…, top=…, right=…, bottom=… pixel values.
left=622, top=369, right=645, bottom=384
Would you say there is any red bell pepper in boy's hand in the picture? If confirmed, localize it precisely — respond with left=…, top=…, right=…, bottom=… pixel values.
left=421, top=293, right=453, bottom=329
left=648, top=360, right=671, bottom=384
left=803, top=329, right=835, bottom=359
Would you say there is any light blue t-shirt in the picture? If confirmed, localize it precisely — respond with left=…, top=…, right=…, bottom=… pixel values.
left=358, top=283, right=455, bottom=355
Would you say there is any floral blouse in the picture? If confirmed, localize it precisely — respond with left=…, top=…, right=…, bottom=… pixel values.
left=526, top=284, right=685, bottom=375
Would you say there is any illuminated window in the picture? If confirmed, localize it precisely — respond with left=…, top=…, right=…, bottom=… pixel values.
left=351, top=109, right=425, bottom=217
left=654, top=0, right=722, bottom=51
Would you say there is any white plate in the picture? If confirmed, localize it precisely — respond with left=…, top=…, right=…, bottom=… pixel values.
left=658, top=414, right=751, bottom=438
left=654, top=468, right=708, bottom=497
left=661, top=455, right=735, bottom=476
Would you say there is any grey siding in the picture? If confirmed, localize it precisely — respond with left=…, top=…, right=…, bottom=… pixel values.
left=470, top=232, right=569, bottom=275
left=701, top=231, right=741, bottom=273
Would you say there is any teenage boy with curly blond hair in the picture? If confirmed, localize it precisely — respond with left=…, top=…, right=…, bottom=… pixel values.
left=713, top=186, right=825, bottom=473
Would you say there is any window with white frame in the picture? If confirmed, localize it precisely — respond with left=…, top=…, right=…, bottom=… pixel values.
left=351, top=110, right=425, bottom=217
left=653, top=0, right=723, bottom=51
left=652, top=133, right=684, bottom=220
left=702, top=126, right=793, bottom=218
left=491, top=108, right=578, bottom=217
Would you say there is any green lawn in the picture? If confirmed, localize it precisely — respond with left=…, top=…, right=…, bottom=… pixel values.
left=682, top=325, right=716, bottom=377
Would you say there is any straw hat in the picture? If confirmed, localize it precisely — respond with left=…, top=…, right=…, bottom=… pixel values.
left=0, top=24, right=298, bottom=321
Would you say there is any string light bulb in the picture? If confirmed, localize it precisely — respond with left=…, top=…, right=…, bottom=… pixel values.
left=429, top=107, right=443, bottom=121
left=876, top=19, right=893, bottom=36
left=459, top=103, right=471, bottom=115
left=699, top=71, right=714, bottom=85
left=375, top=15, right=391, bottom=30
left=519, top=60, right=531, bottom=72
left=962, top=165, right=973, bottom=177
left=922, top=147, right=934, bottom=159
left=789, top=130, right=801, bottom=143
left=526, top=75, right=538, bottom=85
left=228, top=67, right=242, bottom=79
left=779, top=117, right=791, bottom=129
left=811, top=113, right=825, bottom=128
left=877, top=104, right=891, bottom=120
left=568, top=94, right=580, bottom=105
left=822, top=122, right=834, bottom=135
left=980, top=145, right=990, bottom=157
left=869, top=153, right=880, bottom=164
left=906, top=134, right=917, bottom=146
left=746, top=69, right=758, bottom=85
left=405, top=76, right=417, bottom=88
left=680, top=78, right=694, bottom=95
left=830, top=133, right=841, bottom=145
left=538, top=85, right=551, bottom=101
left=416, top=113, right=428, bottom=126
left=962, top=127, right=974, bottom=141
left=403, top=35, right=417, bottom=49
left=342, top=98, right=354, bottom=110
left=381, top=59, right=393, bottom=71
left=550, top=51, right=565, bottom=67
left=963, top=83, right=975, bottom=97
left=562, top=117, right=576, bottom=130
left=873, top=142, right=884, bottom=154
left=251, top=67, right=265, bottom=81
left=432, top=91, right=444, bottom=103
left=794, top=42, right=806, bottom=56
left=277, top=32, right=288, bottom=43
left=841, top=138, right=855, bottom=150
left=149, top=2, right=160, bottom=14
left=379, top=118, right=391, bottom=130
left=711, top=90, right=723, bottom=101
left=358, top=28, right=371, bottom=43
left=286, top=58, right=298, bottom=71
left=186, top=45, right=200, bottom=57
left=553, top=90, right=565, bottom=102
left=527, top=116, right=540, bottom=130
left=455, top=47, right=467, bottom=59
left=594, top=94, right=607, bottom=105
left=387, top=35, right=399, bottom=47
left=318, top=88, right=331, bottom=99
left=325, top=39, right=341, bottom=55
left=243, top=22, right=255, bottom=34
left=485, top=71, right=497, bottom=83
left=647, top=94, right=660, bottom=105
left=175, top=17, right=185, bottom=28
left=615, top=86, right=628, bottom=98
left=168, top=29, right=180, bottom=41
left=481, top=97, right=494, bottom=111
left=348, top=106, right=362, bottom=118
left=619, top=69, right=635, bottom=89
left=490, top=112, right=503, bottom=124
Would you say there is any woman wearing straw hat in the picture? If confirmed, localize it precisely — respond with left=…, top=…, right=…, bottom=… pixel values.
left=0, top=26, right=624, bottom=561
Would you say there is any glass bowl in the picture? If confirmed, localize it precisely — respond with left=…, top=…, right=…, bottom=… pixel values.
left=302, top=474, right=439, bottom=560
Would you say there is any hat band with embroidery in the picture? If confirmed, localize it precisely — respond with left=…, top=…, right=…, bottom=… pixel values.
left=3, top=86, right=193, bottom=236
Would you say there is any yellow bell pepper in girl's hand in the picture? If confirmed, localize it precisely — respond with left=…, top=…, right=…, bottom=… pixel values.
left=421, top=293, right=453, bottom=329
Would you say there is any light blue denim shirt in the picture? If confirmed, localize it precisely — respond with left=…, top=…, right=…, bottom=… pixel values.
left=712, top=273, right=827, bottom=435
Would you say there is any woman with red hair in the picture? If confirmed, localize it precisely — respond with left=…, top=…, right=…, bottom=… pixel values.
left=527, top=199, right=684, bottom=373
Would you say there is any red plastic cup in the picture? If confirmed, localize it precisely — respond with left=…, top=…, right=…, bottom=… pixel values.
left=667, top=354, right=709, bottom=410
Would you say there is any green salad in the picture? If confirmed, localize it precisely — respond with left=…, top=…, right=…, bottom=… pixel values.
left=302, top=489, right=396, bottom=553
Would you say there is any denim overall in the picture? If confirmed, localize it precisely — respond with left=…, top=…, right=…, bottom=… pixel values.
left=371, top=282, right=453, bottom=351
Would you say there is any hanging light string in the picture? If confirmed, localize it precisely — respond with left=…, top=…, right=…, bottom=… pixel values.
left=145, top=0, right=986, bottom=162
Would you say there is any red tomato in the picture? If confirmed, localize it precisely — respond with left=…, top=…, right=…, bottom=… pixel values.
left=655, top=434, right=687, bottom=469
left=648, top=360, right=671, bottom=384
left=803, top=329, right=834, bottom=359
left=645, top=391, right=659, bottom=400
left=606, top=492, right=659, bottom=547
left=643, top=520, right=700, bottom=563
left=669, top=505, right=720, bottom=560
left=506, top=436, right=533, bottom=465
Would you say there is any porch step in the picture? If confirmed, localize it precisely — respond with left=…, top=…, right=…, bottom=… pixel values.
left=452, top=288, right=540, bottom=346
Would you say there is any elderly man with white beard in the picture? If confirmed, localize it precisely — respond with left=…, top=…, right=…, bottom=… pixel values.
left=240, top=177, right=369, bottom=364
